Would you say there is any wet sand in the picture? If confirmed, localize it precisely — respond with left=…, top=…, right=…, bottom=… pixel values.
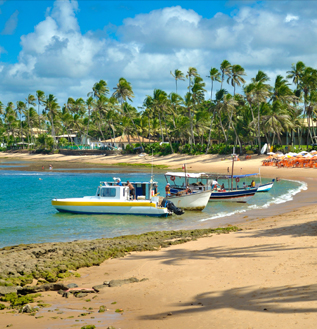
left=1, top=152, right=317, bottom=328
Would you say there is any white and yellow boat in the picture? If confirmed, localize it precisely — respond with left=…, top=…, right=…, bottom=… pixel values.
left=52, top=181, right=169, bottom=217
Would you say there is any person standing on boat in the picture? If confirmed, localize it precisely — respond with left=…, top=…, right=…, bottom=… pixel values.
left=116, top=178, right=122, bottom=186
left=212, top=180, right=219, bottom=190
left=165, top=183, right=171, bottom=197
left=127, top=181, right=136, bottom=200
left=250, top=180, right=255, bottom=187
left=153, top=184, right=158, bottom=196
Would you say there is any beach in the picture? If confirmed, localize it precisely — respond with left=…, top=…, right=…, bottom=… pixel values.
left=0, top=152, right=317, bottom=328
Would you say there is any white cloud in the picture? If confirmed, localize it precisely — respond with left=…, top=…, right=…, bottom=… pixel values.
left=1, top=9, right=18, bottom=35
left=285, top=14, right=299, bottom=23
left=1, top=1, right=317, bottom=106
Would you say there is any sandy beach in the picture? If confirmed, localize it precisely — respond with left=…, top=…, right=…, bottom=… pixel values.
left=1, top=152, right=317, bottom=328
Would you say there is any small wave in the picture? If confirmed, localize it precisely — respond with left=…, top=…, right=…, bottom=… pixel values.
left=199, top=179, right=307, bottom=222
left=255, top=179, right=307, bottom=209
left=200, top=209, right=247, bottom=221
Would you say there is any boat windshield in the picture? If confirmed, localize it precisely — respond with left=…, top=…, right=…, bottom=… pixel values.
left=101, top=187, right=116, bottom=198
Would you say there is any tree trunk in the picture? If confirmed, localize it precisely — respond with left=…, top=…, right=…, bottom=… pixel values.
left=218, top=112, right=228, bottom=142
left=163, top=113, right=174, bottom=153
left=189, top=109, right=195, bottom=147
left=205, top=109, right=216, bottom=154
left=257, top=105, right=262, bottom=153
left=86, top=107, right=91, bottom=145
left=158, top=112, right=164, bottom=142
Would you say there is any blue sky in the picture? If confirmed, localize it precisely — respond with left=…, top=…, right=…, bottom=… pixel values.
left=0, top=0, right=316, bottom=107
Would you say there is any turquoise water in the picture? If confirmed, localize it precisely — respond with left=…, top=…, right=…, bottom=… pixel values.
left=0, top=170, right=306, bottom=248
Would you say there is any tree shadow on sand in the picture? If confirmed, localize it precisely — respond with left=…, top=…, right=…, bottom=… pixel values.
left=139, top=284, right=317, bottom=321
left=127, top=243, right=308, bottom=266
left=242, top=220, right=317, bottom=239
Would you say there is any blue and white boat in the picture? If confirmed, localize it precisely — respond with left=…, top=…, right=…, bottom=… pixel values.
left=257, top=180, right=275, bottom=192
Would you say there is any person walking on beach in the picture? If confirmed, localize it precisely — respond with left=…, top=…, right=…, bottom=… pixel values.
left=165, top=183, right=171, bottom=197
left=127, top=180, right=135, bottom=200
left=42, top=165, right=44, bottom=170
left=49, top=164, right=53, bottom=170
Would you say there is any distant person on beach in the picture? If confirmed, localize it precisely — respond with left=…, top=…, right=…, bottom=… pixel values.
left=116, top=178, right=122, bottom=186
left=49, top=164, right=53, bottom=170
left=127, top=180, right=135, bottom=200
left=42, top=165, right=44, bottom=170
left=165, top=183, right=171, bottom=197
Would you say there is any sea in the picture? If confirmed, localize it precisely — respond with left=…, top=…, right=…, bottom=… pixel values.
left=0, top=165, right=307, bottom=248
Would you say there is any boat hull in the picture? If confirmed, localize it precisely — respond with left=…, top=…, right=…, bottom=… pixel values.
left=167, top=190, right=211, bottom=210
left=52, top=198, right=169, bottom=217
left=257, top=182, right=274, bottom=192
left=209, top=188, right=257, bottom=203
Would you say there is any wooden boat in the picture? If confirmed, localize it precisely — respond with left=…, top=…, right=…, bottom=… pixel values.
left=167, top=189, right=212, bottom=210
left=164, top=172, right=211, bottom=210
left=52, top=181, right=170, bottom=217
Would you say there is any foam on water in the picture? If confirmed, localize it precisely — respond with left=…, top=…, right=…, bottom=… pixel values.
left=199, top=179, right=307, bottom=222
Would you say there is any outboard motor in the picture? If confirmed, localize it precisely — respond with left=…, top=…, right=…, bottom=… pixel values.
left=161, top=198, right=184, bottom=215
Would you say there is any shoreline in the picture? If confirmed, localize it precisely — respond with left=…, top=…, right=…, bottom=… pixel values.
left=1, top=152, right=316, bottom=234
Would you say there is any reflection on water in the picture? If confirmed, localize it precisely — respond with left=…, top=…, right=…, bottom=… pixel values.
left=0, top=169, right=305, bottom=248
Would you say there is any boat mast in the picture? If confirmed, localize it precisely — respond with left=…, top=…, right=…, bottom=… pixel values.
left=231, top=150, right=235, bottom=191
left=150, top=150, right=154, bottom=200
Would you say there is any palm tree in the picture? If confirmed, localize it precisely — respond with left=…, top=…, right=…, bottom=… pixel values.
left=206, top=68, right=221, bottom=100
left=297, top=67, right=317, bottom=147
left=169, top=92, right=183, bottom=128
left=43, top=94, right=60, bottom=147
left=0, top=101, right=4, bottom=116
left=262, top=102, right=293, bottom=145
left=190, top=76, right=206, bottom=148
left=15, top=101, right=26, bottom=145
left=25, top=94, right=36, bottom=146
left=4, top=102, right=17, bottom=146
left=186, top=67, right=198, bottom=91
left=88, top=80, right=109, bottom=99
left=113, top=77, right=141, bottom=143
left=287, top=61, right=305, bottom=89
left=220, top=60, right=232, bottom=90
left=85, top=96, right=94, bottom=141
left=170, top=69, right=185, bottom=94
left=244, top=71, right=271, bottom=152
left=228, top=64, right=246, bottom=95
left=36, top=90, right=45, bottom=131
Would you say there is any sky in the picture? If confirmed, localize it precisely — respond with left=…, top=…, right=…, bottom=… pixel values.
left=0, top=0, right=317, bottom=108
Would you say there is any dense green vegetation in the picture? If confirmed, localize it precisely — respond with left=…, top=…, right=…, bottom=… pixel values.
left=0, top=61, right=316, bottom=154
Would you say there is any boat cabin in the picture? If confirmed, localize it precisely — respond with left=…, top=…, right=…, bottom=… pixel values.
left=97, top=181, right=157, bottom=200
